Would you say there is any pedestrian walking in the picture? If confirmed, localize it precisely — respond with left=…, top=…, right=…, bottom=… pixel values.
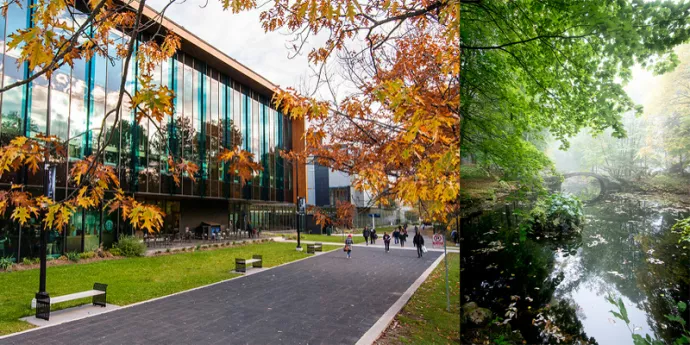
left=363, top=227, right=370, bottom=246
left=344, top=234, right=354, bottom=258
left=451, top=229, right=459, bottom=246
left=400, top=229, right=407, bottom=247
left=413, top=232, right=425, bottom=258
left=246, top=222, right=253, bottom=238
left=383, top=232, right=391, bottom=252
left=393, top=227, right=400, bottom=244
left=370, top=228, right=377, bottom=244
left=414, top=224, right=419, bottom=234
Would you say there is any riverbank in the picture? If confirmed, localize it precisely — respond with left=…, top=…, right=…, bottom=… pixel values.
left=460, top=165, right=518, bottom=217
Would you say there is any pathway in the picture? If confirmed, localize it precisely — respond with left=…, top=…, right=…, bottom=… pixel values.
left=0, top=247, right=441, bottom=345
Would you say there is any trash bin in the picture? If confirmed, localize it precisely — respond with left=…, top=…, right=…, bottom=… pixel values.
left=326, top=226, right=332, bottom=236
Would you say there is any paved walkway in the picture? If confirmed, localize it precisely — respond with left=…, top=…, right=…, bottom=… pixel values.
left=1, top=247, right=441, bottom=345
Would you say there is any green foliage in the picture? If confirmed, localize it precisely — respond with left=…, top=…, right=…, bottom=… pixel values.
left=108, top=248, right=122, bottom=256
left=671, top=217, right=690, bottom=243
left=65, top=251, right=80, bottom=262
left=607, top=295, right=690, bottom=345
left=461, top=0, right=690, bottom=185
left=113, top=236, right=146, bottom=257
left=78, top=252, right=95, bottom=260
left=20, top=258, right=39, bottom=265
left=525, top=193, right=584, bottom=235
left=461, top=165, right=490, bottom=179
left=0, top=257, right=14, bottom=271
left=606, top=295, right=630, bottom=324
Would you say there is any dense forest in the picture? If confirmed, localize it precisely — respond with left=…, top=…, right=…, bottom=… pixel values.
left=461, top=1, right=690, bottom=344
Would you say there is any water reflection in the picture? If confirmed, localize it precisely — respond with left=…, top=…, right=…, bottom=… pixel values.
left=461, top=195, right=690, bottom=344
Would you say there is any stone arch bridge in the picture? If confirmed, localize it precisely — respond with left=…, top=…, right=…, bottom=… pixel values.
left=544, top=172, right=621, bottom=201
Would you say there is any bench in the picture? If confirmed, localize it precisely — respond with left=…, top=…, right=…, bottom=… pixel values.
left=307, top=243, right=323, bottom=254
left=31, top=283, right=107, bottom=321
left=235, top=255, right=262, bottom=273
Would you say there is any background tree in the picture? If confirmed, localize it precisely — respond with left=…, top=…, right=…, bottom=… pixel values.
left=223, top=0, right=460, bottom=222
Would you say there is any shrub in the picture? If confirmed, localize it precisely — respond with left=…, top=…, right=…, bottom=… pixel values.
left=79, top=251, right=96, bottom=260
left=113, top=236, right=146, bottom=257
left=181, top=247, right=186, bottom=252
left=196, top=244, right=201, bottom=250
left=58, top=255, right=67, bottom=261
left=671, top=217, right=690, bottom=243
left=109, top=248, right=122, bottom=256
left=66, top=251, right=80, bottom=262
left=166, top=248, right=171, bottom=253
left=95, top=245, right=107, bottom=258
left=525, top=193, right=584, bottom=235
left=0, top=256, right=14, bottom=271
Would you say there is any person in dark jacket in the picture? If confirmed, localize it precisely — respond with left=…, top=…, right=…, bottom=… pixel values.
left=383, top=232, right=391, bottom=252
left=246, top=222, right=253, bottom=238
left=413, top=232, right=425, bottom=258
left=400, top=229, right=408, bottom=247
left=362, top=227, right=370, bottom=246
left=370, top=228, right=377, bottom=244
left=393, top=227, right=400, bottom=244
left=344, top=234, right=354, bottom=258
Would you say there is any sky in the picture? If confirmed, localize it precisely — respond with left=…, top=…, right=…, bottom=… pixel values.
left=146, top=0, right=315, bottom=92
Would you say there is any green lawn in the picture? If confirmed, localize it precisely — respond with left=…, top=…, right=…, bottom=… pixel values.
left=379, top=253, right=460, bottom=344
left=0, top=242, right=338, bottom=336
left=290, top=233, right=367, bottom=244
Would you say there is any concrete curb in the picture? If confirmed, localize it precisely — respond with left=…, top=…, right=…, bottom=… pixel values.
left=0, top=245, right=340, bottom=340
left=355, top=252, right=446, bottom=345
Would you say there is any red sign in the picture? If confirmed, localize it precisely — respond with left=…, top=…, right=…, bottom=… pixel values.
left=432, top=233, right=444, bottom=247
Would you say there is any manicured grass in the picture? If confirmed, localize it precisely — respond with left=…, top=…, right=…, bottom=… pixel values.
left=377, top=253, right=460, bottom=344
left=0, top=242, right=338, bottom=336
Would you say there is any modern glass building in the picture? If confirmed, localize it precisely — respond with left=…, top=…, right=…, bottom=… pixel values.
left=0, top=1, right=306, bottom=259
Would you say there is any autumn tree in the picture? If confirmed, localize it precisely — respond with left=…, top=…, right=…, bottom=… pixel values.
left=310, top=200, right=355, bottom=232
left=0, top=0, right=261, bottom=234
left=222, top=0, right=460, bottom=223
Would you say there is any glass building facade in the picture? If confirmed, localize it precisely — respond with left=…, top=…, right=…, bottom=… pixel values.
left=0, top=1, right=300, bottom=260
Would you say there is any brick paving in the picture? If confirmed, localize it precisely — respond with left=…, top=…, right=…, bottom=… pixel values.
left=1, top=247, right=441, bottom=345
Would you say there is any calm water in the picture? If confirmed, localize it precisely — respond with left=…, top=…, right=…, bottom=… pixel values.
left=461, top=194, right=690, bottom=344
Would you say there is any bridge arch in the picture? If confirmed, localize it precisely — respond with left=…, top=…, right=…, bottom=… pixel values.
left=546, top=172, right=610, bottom=202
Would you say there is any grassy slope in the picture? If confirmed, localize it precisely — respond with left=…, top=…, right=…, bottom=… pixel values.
left=377, top=253, right=460, bottom=344
left=0, top=242, right=337, bottom=336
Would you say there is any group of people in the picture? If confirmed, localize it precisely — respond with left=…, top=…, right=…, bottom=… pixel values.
left=344, top=224, right=427, bottom=258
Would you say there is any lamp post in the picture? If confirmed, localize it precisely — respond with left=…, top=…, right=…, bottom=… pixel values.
left=36, top=161, right=55, bottom=318
left=296, top=196, right=304, bottom=251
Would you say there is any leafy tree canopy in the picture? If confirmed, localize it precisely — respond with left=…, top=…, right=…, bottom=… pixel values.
left=461, top=0, right=690, bottom=183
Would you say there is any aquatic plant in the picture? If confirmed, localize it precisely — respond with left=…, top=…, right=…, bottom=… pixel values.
left=671, top=216, right=690, bottom=243
left=525, top=193, right=584, bottom=235
left=607, top=295, right=689, bottom=345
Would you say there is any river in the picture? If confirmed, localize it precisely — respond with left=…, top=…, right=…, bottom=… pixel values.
left=461, top=193, right=690, bottom=344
